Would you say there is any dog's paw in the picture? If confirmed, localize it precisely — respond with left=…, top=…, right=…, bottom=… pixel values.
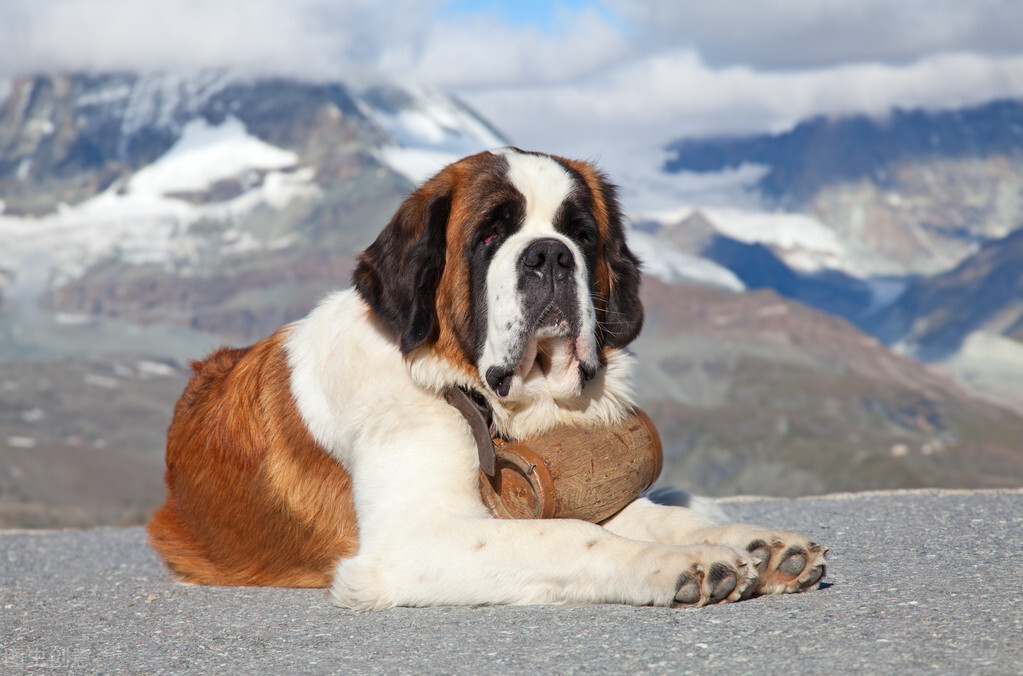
left=651, top=544, right=760, bottom=608
left=693, top=524, right=828, bottom=596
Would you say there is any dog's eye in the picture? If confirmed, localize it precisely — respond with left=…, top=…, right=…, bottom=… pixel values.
left=481, top=206, right=514, bottom=248
left=572, top=225, right=596, bottom=246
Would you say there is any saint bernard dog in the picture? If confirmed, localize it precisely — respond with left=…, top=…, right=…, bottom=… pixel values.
left=148, top=147, right=827, bottom=609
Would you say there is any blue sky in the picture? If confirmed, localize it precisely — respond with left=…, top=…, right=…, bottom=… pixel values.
left=438, top=0, right=620, bottom=33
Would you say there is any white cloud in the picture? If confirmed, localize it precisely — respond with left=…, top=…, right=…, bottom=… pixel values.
left=0, top=0, right=438, bottom=82
left=380, top=6, right=629, bottom=88
left=457, top=49, right=1023, bottom=164
left=604, top=0, right=1023, bottom=70
left=2, top=0, right=1022, bottom=174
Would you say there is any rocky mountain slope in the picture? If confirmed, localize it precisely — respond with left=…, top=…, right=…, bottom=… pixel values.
left=663, top=99, right=1023, bottom=277
left=867, top=228, right=1023, bottom=358
left=862, top=227, right=1023, bottom=411
left=2, top=71, right=1022, bottom=527
left=0, top=73, right=507, bottom=345
left=634, top=279, right=1023, bottom=497
left=654, top=99, right=1023, bottom=413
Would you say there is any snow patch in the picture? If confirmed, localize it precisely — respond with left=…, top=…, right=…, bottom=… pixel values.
left=129, top=117, right=297, bottom=195
left=640, top=204, right=862, bottom=276
left=84, top=374, right=120, bottom=389
left=54, top=313, right=97, bottom=326
left=935, top=331, right=1023, bottom=413
left=603, top=143, right=768, bottom=214
left=863, top=277, right=909, bottom=313
left=374, top=147, right=465, bottom=186
left=0, top=117, right=318, bottom=297
left=949, top=331, right=1023, bottom=369
left=137, top=360, right=177, bottom=378
left=628, top=229, right=745, bottom=292
left=116, top=71, right=240, bottom=139
left=358, top=86, right=507, bottom=185
left=704, top=206, right=853, bottom=273
left=75, top=82, right=132, bottom=108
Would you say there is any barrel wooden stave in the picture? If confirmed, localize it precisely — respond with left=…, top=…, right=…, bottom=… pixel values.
left=480, top=408, right=663, bottom=523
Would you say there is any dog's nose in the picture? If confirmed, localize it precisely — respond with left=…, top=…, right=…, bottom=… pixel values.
left=520, top=238, right=574, bottom=281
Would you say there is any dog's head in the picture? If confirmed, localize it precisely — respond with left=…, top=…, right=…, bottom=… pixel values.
left=354, top=148, right=642, bottom=435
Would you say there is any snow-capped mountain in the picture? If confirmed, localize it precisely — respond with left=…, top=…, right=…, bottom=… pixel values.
left=640, top=98, right=1023, bottom=411
left=2, top=74, right=573, bottom=365
left=863, top=227, right=1023, bottom=411
left=357, top=84, right=510, bottom=184
left=658, top=99, right=1023, bottom=279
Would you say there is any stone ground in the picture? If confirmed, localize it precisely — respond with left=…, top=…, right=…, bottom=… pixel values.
left=3, top=489, right=1022, bottom=674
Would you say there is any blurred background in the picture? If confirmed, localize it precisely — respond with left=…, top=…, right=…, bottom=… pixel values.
left=2, top=0, right=1023, bottom=528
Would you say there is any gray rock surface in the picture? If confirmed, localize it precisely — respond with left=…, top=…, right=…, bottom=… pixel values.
left=3, top=489, right=1022, bottom=674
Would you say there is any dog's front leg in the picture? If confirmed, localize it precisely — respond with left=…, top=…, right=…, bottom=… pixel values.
left=324, top=401, right=755, bottom=609
left=602, top=498, right=828, bottom=595
left=330, top=515, right=759, bottom=609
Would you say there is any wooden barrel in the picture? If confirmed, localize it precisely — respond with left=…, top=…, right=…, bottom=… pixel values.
left=479, top=408, right=663, bottom=523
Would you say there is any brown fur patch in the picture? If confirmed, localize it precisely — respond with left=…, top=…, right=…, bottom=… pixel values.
left=146, top=330, right=358, bottom=587
left=429, top=152, right=516, bottom=378
left=429, top=166, right=478, bottom=377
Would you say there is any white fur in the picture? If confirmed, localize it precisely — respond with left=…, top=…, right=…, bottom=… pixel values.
left=495, top=148, right=574, bottom=231
left=479, top=150, right=599, bottom=414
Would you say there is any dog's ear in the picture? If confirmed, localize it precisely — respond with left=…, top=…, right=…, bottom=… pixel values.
left=598, top=179, right=644, bottom=348
left=354, top=188, right=452, bottom=353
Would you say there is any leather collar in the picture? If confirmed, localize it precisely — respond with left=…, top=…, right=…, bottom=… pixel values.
left=444, top=387, right=497, bottom=477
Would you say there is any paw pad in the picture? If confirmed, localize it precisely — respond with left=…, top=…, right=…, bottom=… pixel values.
left=707, top=563, right=737, bottom=602
left=803, top=564, right=825, bottom=588
left=674, top=573, right=702, bottom=605
left=778, top=547, right=807, bottom=577
left=746, top=540, right=771, bottom=573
